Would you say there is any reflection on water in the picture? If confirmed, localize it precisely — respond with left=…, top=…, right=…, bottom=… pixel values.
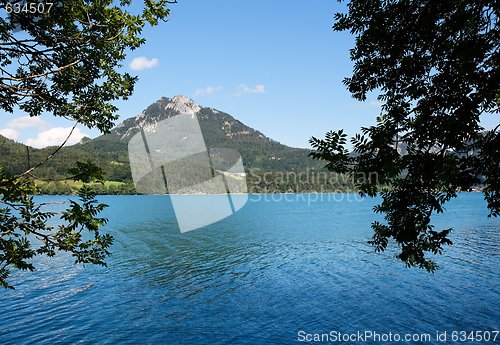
left=1, top=193, right=499, bottom=344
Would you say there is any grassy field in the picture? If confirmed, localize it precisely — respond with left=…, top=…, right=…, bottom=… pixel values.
left=34, top=179, right=134, bottom=195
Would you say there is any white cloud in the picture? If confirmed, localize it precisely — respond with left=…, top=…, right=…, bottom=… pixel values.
left=129, top=56, right=159, bottom=71
left=370, top=101, right=383, bottom=107
left=0, top=128, right=20, bottom=140
left=194, top=86, right=222, bottom=96
left=236, top=84, right=265, bottom=96
left=7, top=116, right=47, bottom=129
left=26, top=127, right=88, bottom=148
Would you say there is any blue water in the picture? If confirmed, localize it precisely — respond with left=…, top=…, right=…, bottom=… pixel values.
left=1, top=193, right=499, bottom=344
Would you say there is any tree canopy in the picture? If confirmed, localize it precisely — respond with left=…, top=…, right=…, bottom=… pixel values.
left=0, top=0, right=175, bottom=289
left=310, top=0, right=499, bottom=271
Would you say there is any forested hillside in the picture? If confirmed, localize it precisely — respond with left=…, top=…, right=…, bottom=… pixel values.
left=1, top=96, right=357, bottom=194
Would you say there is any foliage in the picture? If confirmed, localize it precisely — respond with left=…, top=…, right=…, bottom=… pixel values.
left=1, top=0, right=175, bottom=131
left=0, top=0, right=176, bottom=288
left=68, top=161, right=106, bottom=184
left=311, top=0, right=499, bottom=271
left=0, top=167, right=111, bottom=289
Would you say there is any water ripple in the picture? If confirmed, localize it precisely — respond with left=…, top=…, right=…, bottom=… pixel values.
left=1, top=194, right=498, bottom=344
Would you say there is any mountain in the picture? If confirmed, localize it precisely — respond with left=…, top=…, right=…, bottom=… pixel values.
left=0, top=96, right=320, bottom=182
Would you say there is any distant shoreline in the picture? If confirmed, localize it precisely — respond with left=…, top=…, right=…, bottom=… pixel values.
left=34, top=190, right=484, bottom=197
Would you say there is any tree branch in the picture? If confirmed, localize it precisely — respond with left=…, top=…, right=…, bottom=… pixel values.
left=15, top=122, right=79, bottom=179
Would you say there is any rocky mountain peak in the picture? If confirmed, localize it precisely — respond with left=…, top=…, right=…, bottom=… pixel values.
left=165, top=95, right=201, bottom=116
left=114, top=95, right=203, bottom=139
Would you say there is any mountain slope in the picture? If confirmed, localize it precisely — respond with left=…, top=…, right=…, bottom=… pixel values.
left=83, top=95, right=318, bottom=175
left=1, top=96, right=320, bottom=181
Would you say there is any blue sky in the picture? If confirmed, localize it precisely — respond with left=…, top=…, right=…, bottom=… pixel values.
left=1, top=1, right=497, bottom=149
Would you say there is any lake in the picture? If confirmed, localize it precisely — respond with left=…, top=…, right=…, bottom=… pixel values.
left=1, top=193, right=499, bottom=344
